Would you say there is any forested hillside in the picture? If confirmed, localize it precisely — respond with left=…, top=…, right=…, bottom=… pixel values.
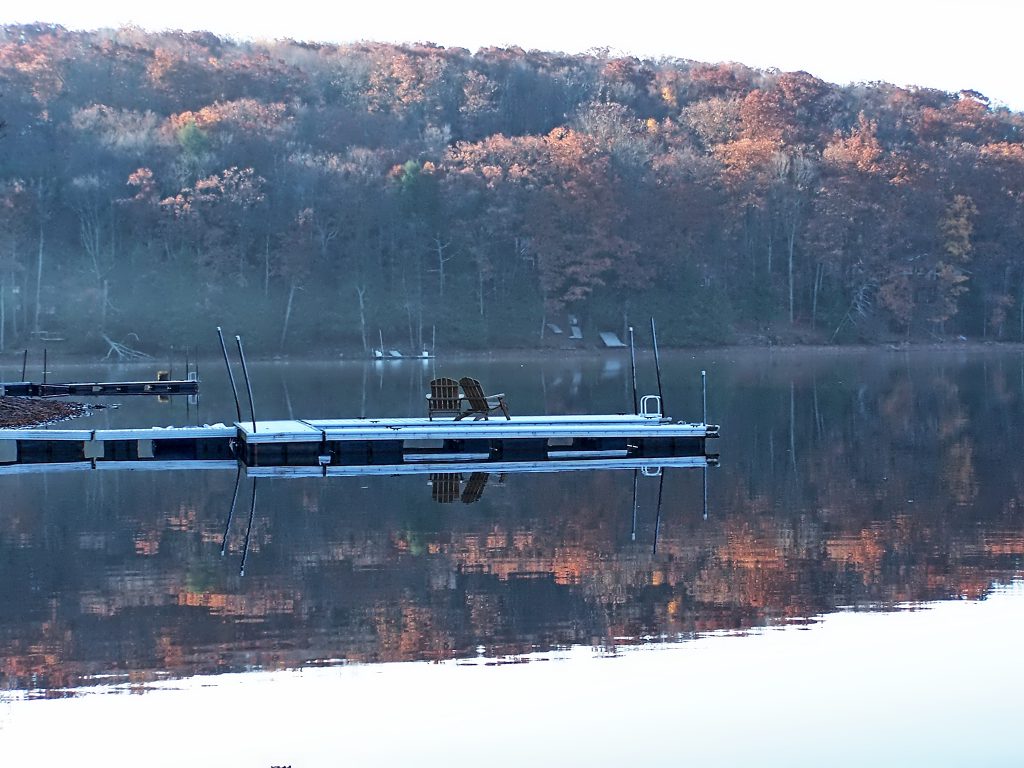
left=1, top=24, right=1023, bottom=353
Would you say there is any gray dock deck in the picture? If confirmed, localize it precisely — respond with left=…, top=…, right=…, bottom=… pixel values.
left=1, top=413, right=718, bottom=468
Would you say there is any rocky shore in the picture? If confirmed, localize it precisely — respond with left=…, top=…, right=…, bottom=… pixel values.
left=0, top=397, right=88, bottom=428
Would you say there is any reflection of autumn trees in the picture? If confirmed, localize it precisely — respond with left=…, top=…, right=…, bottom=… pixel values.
left=2, top=355, right=1024, bottom=692
left=3, top=27, right=1024, bottom=348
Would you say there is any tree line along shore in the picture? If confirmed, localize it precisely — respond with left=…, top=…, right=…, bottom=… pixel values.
left=1, top=24, right=1022, bottom=356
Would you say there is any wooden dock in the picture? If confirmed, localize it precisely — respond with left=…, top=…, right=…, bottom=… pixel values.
left=0, top=413, right=718, bottom=469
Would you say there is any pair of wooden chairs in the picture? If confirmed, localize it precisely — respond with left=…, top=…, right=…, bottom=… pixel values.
left=427, top=377, right=510, bottom=420
left=430, top=472, right=489, bottom=503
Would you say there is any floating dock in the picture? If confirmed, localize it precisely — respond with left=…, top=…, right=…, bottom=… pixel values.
left=0, top=379, right=200, bottom=397
left=0, top=414, right=718, bottom=469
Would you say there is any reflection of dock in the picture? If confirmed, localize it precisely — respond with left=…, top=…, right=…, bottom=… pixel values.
left=0, top=414, right=719, bottom=468
left=247, top=454, right=715, bottom=477
left=0, top=454, right=715, bottom=478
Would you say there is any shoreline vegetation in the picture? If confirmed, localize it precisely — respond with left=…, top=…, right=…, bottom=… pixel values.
left=0, top=396, right=88, bottom=428
left=0, top=26, right=1022, bottom=354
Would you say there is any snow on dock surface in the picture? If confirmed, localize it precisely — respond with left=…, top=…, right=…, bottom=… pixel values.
left=238, top=415, right=713, bottom=444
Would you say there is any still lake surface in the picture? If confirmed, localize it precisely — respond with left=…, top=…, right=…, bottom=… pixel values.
left=1, top=348, right=1022, bottom=766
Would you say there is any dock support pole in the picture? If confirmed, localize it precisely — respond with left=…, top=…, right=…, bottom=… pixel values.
left=217, top=327, right=243, bottom=424
left=701, top=370, right=707, bottom=425
left=21, top=349, right=27, bottom=382
left=235, top=335, right=257, bottom=433
left=650, top=317, right=665, bottom=415
left=628, top=326, right=638, bottom=415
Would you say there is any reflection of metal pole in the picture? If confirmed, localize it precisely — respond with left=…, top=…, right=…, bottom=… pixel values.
left=631, top=468, right=639, bottom=541
left=240, top=478, right=257, bottom=576
left=217, top=327, right=242, bottom=423
left=42, top=348, right=47, bottom=385
left=652, top=470, right=665, bottom=555
left=651, top=317, right=665, bottom=416
left=701, top=370, right=707, bottom=425
left=702, top=463, right=708, bottom=521
left=21, top=349, right=27, bottom=381
left=235, top=335, right=257, bottom=433
left=628, top=326, right=638, bottom=415
left=221, top=464, right=242, bottom=556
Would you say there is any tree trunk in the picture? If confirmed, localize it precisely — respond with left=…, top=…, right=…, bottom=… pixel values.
left=355, top=285, right=368, bottom=353
left=811, top=261, right=823, bottom=330
left=34, top=223, right=44, bottom=335
left=788, top=221, right=796, bottom=325
left=280, top=280, right=297, bottom=350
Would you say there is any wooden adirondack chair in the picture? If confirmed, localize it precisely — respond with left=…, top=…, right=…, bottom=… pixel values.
left=426, top=377, right=463, bottom=420
left=456, top=377, right=510, bottom=420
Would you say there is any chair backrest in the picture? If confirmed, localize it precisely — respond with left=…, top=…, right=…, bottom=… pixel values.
left=429, top=377, right=461, bottom=410
left=430, top=473, right=461, bottom=503
left=459, top=377, right=488, bottom=410
left=461, top=472, right=489, bottom=504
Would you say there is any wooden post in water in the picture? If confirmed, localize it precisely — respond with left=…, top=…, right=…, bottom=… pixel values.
left=217, top=327, right=243, bottom=424
left=628, top=326, right=638, bottom=415
left=235, top=335, right=257, bottom=433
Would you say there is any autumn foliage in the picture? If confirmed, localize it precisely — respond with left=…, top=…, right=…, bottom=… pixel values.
left=1, top=24, right=1023, bottom=351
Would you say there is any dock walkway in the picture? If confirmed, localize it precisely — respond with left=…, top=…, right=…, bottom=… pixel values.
left=1, top=413, right=719, bottom=468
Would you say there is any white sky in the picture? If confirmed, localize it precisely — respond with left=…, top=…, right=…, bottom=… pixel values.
left=5, top=0, right=1022, bottom=110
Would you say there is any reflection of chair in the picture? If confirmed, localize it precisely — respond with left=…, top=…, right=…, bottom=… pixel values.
left=460, top=472, right=489, bottom=504
left=430, top=473, right=461, bottom=503
left=426, top=377, right=463, bottom=420
left=456, top=377, right=510, bottom=420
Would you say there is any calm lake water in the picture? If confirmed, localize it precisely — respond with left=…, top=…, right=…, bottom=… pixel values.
left=1, top=349, right=1022, bottom=766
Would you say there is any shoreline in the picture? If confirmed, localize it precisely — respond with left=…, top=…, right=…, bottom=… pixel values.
left=0, top=397, right=89, bottom=429
left=3, top=340, right=1023, bottom=368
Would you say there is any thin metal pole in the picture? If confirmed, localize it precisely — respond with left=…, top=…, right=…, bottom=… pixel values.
left=185, top=347, right=190, bottom=380
left=217, top=327, right=243, bottom=423
left=650, top=317, right=665, bottom=416
left=628, top=326, right=638, bottom=415
left=235, top=335, right=257, bottom=433
left=239, top=478, right=257, bottom=576
left=21, top=349, right=27, bottom=381
left=630, top=468, right=639, bottom=541
left=652, top=470, right=665, bottom=555
left=221, top=464, right=242, bottom=556
left=701, top=370, right=707, bottom=425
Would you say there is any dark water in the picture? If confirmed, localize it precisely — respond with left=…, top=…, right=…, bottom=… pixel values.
left=1, top=349, right=1022, bottom=765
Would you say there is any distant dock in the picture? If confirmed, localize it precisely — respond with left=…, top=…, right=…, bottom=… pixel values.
left=0, top=379, right=199, bottom=397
